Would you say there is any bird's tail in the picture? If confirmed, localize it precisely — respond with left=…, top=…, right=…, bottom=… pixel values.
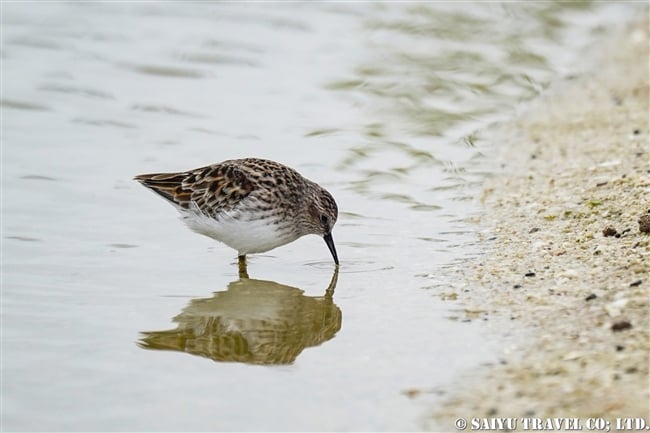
left=133, top=172, right=192, bottom=209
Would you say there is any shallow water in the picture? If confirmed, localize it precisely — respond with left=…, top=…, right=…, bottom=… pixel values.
left=2, top=3, right=637, bottom=431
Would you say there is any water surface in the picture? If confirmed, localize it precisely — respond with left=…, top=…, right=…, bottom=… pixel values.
left=2, top=3, right=637, bottom=431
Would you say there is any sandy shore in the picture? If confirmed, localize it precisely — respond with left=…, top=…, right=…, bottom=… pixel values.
left=430, top=16, right=649, bottom=430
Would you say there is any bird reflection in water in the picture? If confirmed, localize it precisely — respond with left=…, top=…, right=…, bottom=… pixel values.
left=138, top=265, right=341, bottom=365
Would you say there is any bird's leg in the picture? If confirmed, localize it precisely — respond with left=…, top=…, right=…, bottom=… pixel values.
left=238, top=255, right=249, bottom=279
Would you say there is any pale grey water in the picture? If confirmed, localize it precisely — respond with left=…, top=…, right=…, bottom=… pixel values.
left=1, top=3, right=637, bottom=431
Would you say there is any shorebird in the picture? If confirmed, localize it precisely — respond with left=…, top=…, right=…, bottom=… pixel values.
left=134, top=158, right=339, bottom=269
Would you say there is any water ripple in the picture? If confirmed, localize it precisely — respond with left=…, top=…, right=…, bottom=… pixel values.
left=1, top=99, right=51, bottom=111
left=131, top=104, right=206, bottom=118
left=38, top=83, right=115, bottom=100
left=125, top=64, right=206, bottom=78
left=71, top=118, right=138, bottom=129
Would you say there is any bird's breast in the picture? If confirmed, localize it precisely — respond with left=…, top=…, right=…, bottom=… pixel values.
left=181, top=208, right=301, bottom=255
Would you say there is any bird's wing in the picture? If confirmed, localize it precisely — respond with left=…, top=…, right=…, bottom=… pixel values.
left=134, top=162, right=255, bottom=215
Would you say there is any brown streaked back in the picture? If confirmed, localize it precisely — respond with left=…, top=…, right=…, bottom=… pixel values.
left=134, top=162, right=256, bottom=215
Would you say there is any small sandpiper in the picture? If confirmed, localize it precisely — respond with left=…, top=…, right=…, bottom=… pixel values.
left=134, top=158, right=339, bottom=268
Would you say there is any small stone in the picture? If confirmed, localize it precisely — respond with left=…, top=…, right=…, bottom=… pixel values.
left=402, top=388, right=422, bottom=399
left=559, top=269, right=579, bottom=279
left=529, top=227, right=541, bottom=233
left=585, top=293, right=597, bottom=301
left=524, top=272, right=536, bottom=277
left=563, top=351, right=582, bottom=361
left=629, top=280, right=642, bottom=287
left=638, top=214, right=650, bottom=233
left=603, top=226, right=618, bottom=237
left=605, top=299, right=628, bottom=317
left=611, top=320, right=632, bottom=332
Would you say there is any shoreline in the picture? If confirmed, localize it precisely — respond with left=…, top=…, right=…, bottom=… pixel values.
left=431, top=16, right=649, bottom=429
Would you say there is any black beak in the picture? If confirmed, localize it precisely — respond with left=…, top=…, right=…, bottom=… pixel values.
left=323, top=232, right=339, bottom=265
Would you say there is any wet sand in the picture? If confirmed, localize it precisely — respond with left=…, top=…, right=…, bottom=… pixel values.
left=431, top=17, right=649, bottom=429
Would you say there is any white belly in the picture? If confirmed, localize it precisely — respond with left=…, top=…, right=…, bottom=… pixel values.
left=181, top=209, right=300, bottom=255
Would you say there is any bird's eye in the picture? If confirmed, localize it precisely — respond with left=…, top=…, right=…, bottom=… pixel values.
left=320, top=214, right=329, bottom=226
